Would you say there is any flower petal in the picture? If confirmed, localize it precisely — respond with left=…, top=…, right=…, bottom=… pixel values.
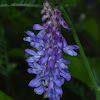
left=28, top=77, right=41, bottom=87
left=34, top=85, right=44, bottom=95
left=37, top=30, right=45, bottom=38
left=54, top=68, right=60, bottom=76
left=58, top=58, right=71, bottom=64
left=49, top=81, right=54, bottom=90
left=47, top=59, right=54, bottom=70
left=47, top=89, right=56, bottom=99
left=60, top=17, right=72, bottom=31
left=33, top=24, right=43, bottom=30
left=27, top=68, right=42, bottom=74
left=56, top=96, right=60, bottom=100
left=39, top=55, right=48, bottom=64
left=24, top=30, right=34, bottom=36
left=59, top=62, right=68, bottom=69
left=53, top=77, right=64, bottom=87
left=37, top=50, right=44, bottom=55
left=65, top=73, right=71, bottom=81
left=64, top=45, right=80, bottom=50
left=62, top=37, right=68, bottom=48
left=63, top=49, right=77, bottom=56
left=34, top=56, right=40, bottom=61
left=42, top=15, right=49, bottom=21
left=34, top=62, right=42, bottom=69
left=55, top=86, right=63, bottom=95
left=60, top=70, right=71, bottom=81
left=41, top=8, right=45, bottom=14
left=26, top=56, right=39, bottom=63
left=35, top=43, right=43, bottom=50
left=54, top=8, right=61, bottom=17
left=26, top=57, right=34, bottom=63
left=25, top=49, right=37, bottom=55
left=23, top=37, right=31, bottom=42
left=30, top=42, right=43, bottom=50
left=38, top=39, right=44, bottom=46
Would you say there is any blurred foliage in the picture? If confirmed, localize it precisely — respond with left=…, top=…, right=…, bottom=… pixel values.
left=0, top=91, right=14, bottom=100
left=0, top=0, right=43, bottom=5
left=84, top=17, right=99, bottom=45
left=64, top=77, right=95, bottom=100
left=61, top=0, right=79, bottom=7
left=64, top=55, right=100, bottom=87
left=64, top=55, right=92, bottom=86
left=0, top=0, right=100, bottom=100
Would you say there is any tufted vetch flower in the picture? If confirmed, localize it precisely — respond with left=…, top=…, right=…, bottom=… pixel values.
left=23, top=0, right=80, bottom=100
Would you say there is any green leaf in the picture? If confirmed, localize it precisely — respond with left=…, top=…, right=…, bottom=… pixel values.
left=84, top=17, right=100, bottom=45
left=65, top=78, right=94, bottom=100
left=88, top=58, right=100, bottom=85
left=64, top=55, right=92, bottom=86
left=6, top=63, right=17, bottom=73
left=0, top=91, right=14, bottom=100
left=64, top=55, right=100, bottom=87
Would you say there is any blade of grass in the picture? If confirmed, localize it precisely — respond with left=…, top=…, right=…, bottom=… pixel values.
left=59, top=6, right=100, bottom=100
left=0, top=4, right=42, bottom=7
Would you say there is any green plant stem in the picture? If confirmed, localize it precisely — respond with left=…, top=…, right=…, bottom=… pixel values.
left=0, top=4, right=42, bottom=7
left=59, top=6, right=100, bottom=100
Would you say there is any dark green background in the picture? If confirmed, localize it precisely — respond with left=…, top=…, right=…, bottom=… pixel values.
left=0, top=0, right=100, bottom=100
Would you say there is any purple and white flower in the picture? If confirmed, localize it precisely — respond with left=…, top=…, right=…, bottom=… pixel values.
left=23, top=0, right=79, bottom=100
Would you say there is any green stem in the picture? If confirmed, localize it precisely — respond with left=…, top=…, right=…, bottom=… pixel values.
left=0, top=4, right=42, bottom=7
left=59, top=6, right=100, bottom=100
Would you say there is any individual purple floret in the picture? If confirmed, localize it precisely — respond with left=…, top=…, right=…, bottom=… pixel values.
left=23, top=0, right=79, bottom=100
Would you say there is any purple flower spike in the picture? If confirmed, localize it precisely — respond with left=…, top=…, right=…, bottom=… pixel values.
left=23, top=0, right=79, bottom=100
